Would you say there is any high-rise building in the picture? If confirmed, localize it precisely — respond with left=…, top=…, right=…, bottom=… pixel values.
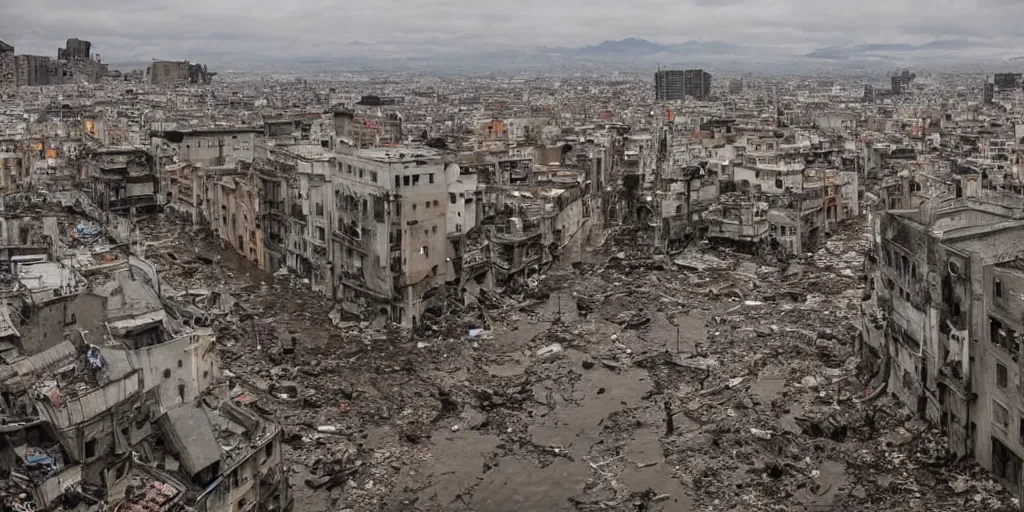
left=983, top=81, right=995, bottom=104
left=994, top=73, right=1023, bottom=91
left=655, top=69, right=712, bottom=100
left=0, top=40, right=14, bottom=88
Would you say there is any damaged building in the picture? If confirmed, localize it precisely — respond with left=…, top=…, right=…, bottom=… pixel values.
left=862, top=181, right=1024, bottom=497
left=0, top=198, right=290, bottom=511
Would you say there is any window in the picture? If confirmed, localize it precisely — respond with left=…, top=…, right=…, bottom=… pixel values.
left=996, top=279, right=1003, bottom=299
left=431, top=265, right=438, bottom=276
left=998, top=363, right=1008, bottom=388
left=346, top=164, right=353, bottom=174
left=433, top=200, right=439, bottom=207
left=178, top=384, right=186, bottom=401
left=421, top=245, right=429, bottom=257
left=395, top=175, right=401, bottom=187
left=358, top=168, right=364, bottom=178
left=432, top=225, right=438, bottom=234
left=371, top=171, right=378, bottom=183
left=995, top=401, right=1010, bottom=430
left=429, top=174, right=435, bottom=184
left=403, top=176, right=410, bottom=186
left=413, top=174, right=421, bottom=185
left=265, top=442, right=273, bottom=458
left=85, top=439, right=97, bottom=458
left=425, top=202, right=430, bottom=209
left=412, top=203, right=417, bottom=211
left=775, top=178, right=783, bottom=189
left=163, top=369, right=171, bottom=379
left=177, top=359, right=183, bottom=368
left=449, top=192, right=457, bottom=204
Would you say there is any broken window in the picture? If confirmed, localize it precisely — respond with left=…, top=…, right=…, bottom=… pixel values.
left=413, top=174, right=421, bottom=185
left=996, top=279, right=1003, bottom=299
left=774, top=178, right=783, bottom=189
left=85, top=439, right=97, bottom=458
left=995, top=401, right=1011, bottom=430
left=421, top=246, right=429, bottom=257
left=998, top=363, right=1008, bottom=388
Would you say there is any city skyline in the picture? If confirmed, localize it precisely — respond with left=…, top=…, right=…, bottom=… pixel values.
left=2, top=0, right=1023, bottom=69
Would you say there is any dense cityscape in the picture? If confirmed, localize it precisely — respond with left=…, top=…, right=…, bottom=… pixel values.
left=1, top=32, right=1024, bottom=512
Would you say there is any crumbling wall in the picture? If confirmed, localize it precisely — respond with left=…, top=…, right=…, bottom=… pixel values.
left=19, top=294, right=105, bottom=355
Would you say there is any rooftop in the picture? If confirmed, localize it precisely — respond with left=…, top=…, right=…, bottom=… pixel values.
left=354, top=146, right=444, bottom=163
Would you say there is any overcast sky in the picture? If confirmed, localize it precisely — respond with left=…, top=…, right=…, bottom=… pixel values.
left=2, top=0, right=1023, bottom=63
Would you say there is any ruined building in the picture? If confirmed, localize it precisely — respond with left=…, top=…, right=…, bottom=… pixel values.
left=0, top=201, right=290, bottom=511
left=149, top=60, right=213, bottom=85
left=14, top=55, right=60, bottom=87
left=862, top=177, right=1024, bottom=499
left=57, top=38, right=91, bottom=61
left=0, top=40, right=14, bottom=88
left=81, top=145, right=160, bottom=215
left=993, top=73, right=1022, bottom=91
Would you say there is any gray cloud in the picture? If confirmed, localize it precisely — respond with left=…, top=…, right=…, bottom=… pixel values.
left=1, top=0, right=1022, bottom=65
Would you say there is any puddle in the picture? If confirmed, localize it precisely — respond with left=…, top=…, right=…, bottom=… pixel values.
left=779, top=403, right=805, bottom=435
left=539, top=291, right=580, bottom=322
left=752, top=377, right=788, bottom=402
left=487, top=359, right=528, bottom=377
left=793, top=459, right=848, bottom=510
left=500, top=321, right=552, bottom=348
left=619, top=429, right=694, bottom=511
left=404, top=429, right=502, bottom=507
left=471, top=456, right=590, bottom=512
left=643, top=313, right=707, bottom=353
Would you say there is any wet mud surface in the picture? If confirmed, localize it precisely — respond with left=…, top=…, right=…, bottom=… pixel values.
left=139, top=216, right=1019, bottom=511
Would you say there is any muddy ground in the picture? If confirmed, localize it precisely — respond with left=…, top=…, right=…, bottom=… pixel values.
left=137, top=215, right=1019, bottom=512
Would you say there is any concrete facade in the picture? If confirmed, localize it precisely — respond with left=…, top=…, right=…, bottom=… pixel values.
left=0, top=40, right=14, bottom=88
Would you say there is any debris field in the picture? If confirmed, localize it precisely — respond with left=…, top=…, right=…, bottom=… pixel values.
left=137, top=215, right=1019, bottom=512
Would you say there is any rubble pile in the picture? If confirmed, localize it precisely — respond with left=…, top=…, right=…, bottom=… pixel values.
left=133, top=214, right=1018, bottom=511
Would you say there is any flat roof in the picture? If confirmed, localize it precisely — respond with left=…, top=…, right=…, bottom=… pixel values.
left=354, top=146, right=444, bottom=163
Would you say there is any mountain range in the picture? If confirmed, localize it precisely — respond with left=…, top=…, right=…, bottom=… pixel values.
left=111, top=38, right=1024, bottom=74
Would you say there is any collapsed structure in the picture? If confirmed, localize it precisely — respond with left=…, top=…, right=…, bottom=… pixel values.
left=0, top=197, right=290, bottom=511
